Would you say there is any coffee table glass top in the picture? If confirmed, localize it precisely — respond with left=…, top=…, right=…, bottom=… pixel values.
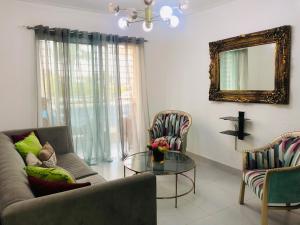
left=124, top=151, right=195, bottom=175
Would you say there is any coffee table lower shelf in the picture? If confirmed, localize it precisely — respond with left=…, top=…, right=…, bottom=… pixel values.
left=124, top=167, right=196, bottom=208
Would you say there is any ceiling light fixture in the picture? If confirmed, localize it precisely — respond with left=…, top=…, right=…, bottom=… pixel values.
left=108, top=0, right=188, bottom=32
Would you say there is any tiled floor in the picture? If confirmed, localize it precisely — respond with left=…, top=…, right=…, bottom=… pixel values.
left=91, top=153, right=300, bottom=225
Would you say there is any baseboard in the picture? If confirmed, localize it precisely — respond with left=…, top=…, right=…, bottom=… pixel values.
left=186, top=152, right=242, bottom=176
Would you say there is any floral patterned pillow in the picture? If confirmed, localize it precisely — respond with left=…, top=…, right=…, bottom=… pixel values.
left=38, top=142, right=57, bottom=168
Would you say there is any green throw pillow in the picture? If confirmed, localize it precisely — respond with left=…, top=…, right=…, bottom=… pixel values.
left=15, top=132, right=42, bottom=158
left=25, top=166, right=75, bottom=184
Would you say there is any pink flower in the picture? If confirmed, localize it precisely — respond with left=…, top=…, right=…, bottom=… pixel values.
left=151, top=142, right=159, bottom=149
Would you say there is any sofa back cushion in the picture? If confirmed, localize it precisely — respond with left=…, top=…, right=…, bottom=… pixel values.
left=4, top=126, right=74, bottom=155
left=0, top=133, right=34, bottom=213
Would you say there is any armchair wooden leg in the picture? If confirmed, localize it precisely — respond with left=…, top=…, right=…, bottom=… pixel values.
left=261, top=201, right=268, bottom=225
left=239, top=179, right=246, bottom=205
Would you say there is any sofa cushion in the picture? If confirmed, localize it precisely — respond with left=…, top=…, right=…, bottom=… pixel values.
left=0, top=133, right=34, bottom=213
left=57, top=153, right=97, bottom=179
left=76, top=174, right=106, bottom=185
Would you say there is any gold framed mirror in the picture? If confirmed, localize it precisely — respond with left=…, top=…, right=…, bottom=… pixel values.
left=209, top=26, right=291, bottom=104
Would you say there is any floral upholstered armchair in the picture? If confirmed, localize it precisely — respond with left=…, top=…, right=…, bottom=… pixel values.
left=239, top=132, right=300, bottom=225
left=148, top=110, right=192, bottom=153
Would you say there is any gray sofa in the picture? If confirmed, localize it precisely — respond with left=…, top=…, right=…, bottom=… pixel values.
left=0, top=126, right=157, bottom=225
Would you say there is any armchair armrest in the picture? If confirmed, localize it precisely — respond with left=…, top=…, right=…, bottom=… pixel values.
left=239, top=144, right=274, bottom=154
left=264, top=165, right=300, bottom=204
left=180, top=127, right=189, bottom=138
left=1, top=173, right=157, bottom=225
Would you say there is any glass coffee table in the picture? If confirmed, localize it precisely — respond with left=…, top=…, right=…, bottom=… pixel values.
left=123, top=151, right=196, bottom=208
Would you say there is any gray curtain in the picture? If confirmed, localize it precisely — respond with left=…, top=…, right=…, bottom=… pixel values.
left=35, top=25, right=148, bottom=164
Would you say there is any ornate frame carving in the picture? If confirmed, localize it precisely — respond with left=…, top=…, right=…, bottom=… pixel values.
left=209, top=26, right=291, bottom=104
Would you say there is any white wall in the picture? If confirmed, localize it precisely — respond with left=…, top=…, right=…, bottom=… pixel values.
left=150, top=0, right=300, bottom=169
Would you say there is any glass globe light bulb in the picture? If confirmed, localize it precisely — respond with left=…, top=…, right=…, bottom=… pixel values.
left=143, top=22, right=153, bottom=32
left=169, top=15, right=179, bottom=28
left=118, top=17, right=129, bottom=30
left=160, top=6, right=173, bottom=21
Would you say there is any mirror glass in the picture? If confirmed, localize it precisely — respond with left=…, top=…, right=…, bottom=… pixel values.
left=219, top=43, right=276, bottom=91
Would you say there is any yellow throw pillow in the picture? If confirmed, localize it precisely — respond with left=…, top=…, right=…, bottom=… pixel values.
left=15, top=132, right=42, bottom=158
left=25, top=166, right=75, bottom=184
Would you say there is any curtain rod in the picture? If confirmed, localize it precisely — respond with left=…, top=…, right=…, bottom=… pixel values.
left=23, top=25, right=148, bottom=42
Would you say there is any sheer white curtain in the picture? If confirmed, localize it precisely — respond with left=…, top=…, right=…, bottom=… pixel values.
left=35, top=26, right=149, bottom=164
left=220, top=49, right=248, bottom=90
left=118, top=43, right=150, bottom=157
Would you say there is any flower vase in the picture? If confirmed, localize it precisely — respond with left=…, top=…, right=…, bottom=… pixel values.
left=152, top=148, right=164, bottom=162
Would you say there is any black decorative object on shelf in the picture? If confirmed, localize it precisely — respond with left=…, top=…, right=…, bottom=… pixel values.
left=238, top=111, right=245, bottom=140
left=220, top=111, right=250, bottom=150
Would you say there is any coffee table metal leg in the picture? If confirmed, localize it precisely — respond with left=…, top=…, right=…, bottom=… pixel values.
left=124, top=166, right=126, bottom=177
left=175, top=174, right=178, bottom=208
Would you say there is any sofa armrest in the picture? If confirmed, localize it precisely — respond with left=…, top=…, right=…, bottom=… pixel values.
left=1, top=173, right=157, bottom=225
left=265, top=165, right=300, bottom=204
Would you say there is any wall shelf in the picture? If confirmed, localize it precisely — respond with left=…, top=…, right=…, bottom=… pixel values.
left=220, top=116, right=250, bottom=122
left=220, top=111, right=250, bottom=150
left=220, top=130, right=250, bottom=137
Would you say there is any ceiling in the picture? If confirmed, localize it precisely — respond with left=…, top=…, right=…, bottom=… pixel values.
left=18, top=0, right=236, bottom=14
